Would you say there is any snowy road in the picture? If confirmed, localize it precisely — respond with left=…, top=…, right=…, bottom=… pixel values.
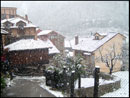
left=2, top=77, right=55, bottom=97
left=101, top=71, right=129, bottom=97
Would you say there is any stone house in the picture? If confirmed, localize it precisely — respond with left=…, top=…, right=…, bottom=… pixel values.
left=1, top=17, right=37, bottom=45
left=72, top=32, right=126, bottom=73
left=37, top=30, right=65, bottom=55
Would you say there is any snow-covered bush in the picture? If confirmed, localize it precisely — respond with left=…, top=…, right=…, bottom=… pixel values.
left=46, top=54, right=86, bottom=89
left=50, top=54, right=86, bottom=78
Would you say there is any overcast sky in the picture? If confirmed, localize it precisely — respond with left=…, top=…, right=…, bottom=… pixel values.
left=1, top=1, right=129, bottom=39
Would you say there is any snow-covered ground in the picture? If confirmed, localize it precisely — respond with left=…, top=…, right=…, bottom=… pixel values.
left=5, top=78, right=16, bottom=87
left=101, top=71, right=129, bottom=97
left=14, top=76, right=45, bottom=80
left=40, top=83, right=64, bottom=97
left=75, top=76, right=119, bottom=89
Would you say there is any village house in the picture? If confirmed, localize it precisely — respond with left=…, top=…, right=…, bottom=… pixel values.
left=1, top=17, right=37, bottom=45
left=1, top=7, right=60, bottom=68
left=37, top=30, right=65, bottom=55
left=1, top=7, right=37, bottom=46
left=4, top=38, right=59, bottom=68
left=72, top=32, right=126, bottom=73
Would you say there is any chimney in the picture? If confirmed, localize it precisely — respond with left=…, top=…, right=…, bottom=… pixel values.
left=75, top=35, right=79, bottom=45
left=35, top=35, right=38, bottom=40
left=25, top=14, right=29, bottom=23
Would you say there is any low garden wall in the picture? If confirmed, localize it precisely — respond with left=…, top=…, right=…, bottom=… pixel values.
left=74, top=75, right=121, bottom=97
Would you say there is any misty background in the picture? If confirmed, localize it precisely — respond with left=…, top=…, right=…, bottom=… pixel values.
left=1, top=1, right=129, bottom=39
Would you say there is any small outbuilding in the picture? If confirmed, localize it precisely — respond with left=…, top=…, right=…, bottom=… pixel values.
left=4, top=39, right=51, bottom=66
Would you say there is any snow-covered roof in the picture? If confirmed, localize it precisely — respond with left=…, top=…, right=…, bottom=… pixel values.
left=37, top=30, right=53, bottom=36
left=4, top=39, right=51, bottom=51
left=37, top=30, right=65, bottom=38
left=65, top=37, right=88, bottom=48
left=1, top=18, right=13, bottom=24
left=9, top=17, right=28, bottom=24
left=1, top=17, right=37, bottom=28
left=4, top=38, right=60, bottom=54
left=83, top=52, right=91, bottom=55
left=72, top=32, right=122, bottom=52
left=95, top=32, right=108, bottom=36
left=1, top=17, right=26, bottom=24
left=1, top=29, right=9, bottom=34
left=48, top=40, right=60, bottom=54
left=65, top=40, right=71, bottom=48
left=25, top=24, right=37, bottom=28
left=36, top=27, right=40, bottom=31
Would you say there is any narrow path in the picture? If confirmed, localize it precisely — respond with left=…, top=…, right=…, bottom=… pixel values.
left=2, top=79, right=55, bottom=97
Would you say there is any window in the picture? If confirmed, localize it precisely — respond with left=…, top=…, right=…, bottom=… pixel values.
left=1, top=14, right=6, bottom=20
left=49, top=35, right=57, bottom=39
left=4, top=23, right=11, bottom=30
left=49, top=36, right=51, bottom=39
left=95, top=36, right=99, bottom=40
left=16, top=21, right=26, bottom=27
left=18, top=23, right=25, bottom=36
left=51, top=36, right=53, bottom=39
left=9, top=15, right=15, bottom=18
left=18, top=23, right=24, bottom=30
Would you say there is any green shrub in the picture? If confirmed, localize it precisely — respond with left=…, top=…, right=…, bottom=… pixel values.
left=1, top=76, right=6, bottom=94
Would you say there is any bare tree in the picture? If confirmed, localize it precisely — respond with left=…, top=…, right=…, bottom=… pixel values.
left=120, top=40, right=129, bottom=71
left=95, top=44, right=121, bottom=75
